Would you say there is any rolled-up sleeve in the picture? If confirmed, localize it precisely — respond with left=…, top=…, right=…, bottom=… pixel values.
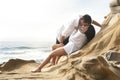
left=62, top=19, right=76, bottom=37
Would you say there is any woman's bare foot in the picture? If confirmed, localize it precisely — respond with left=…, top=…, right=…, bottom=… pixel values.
left=31, top=69, right=41, bottom=73
left=47, top=62, right=55, bottom=67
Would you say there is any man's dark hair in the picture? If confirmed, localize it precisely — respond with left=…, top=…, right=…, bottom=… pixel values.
left=82, top=14, right=92, bottom=24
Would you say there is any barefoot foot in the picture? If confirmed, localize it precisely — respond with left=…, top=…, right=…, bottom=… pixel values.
left=31, top=69, right=41, bottom=73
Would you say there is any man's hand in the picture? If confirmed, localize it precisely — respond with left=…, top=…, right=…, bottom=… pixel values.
left=101, top=23, right=107, bottom=27
left=74, top=26, right=79, bottom=30
left=92, top=20, right=102, bottom=27
left=60, top=36, right=65, bottom=44
left=60, top=43, right=64, bottom=46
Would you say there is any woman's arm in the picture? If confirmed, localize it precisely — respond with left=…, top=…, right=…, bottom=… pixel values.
left=92, top=20, right=102, bottom=27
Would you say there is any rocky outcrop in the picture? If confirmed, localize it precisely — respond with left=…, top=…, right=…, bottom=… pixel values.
left=110, top=0, right=120, bottom=13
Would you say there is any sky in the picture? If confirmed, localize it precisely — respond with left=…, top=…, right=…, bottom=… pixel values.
left=0, top=0, right=111, bottom=42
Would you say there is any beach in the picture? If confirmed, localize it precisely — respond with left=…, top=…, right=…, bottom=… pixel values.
left=1, top=13, right=120, bottom=80
left=1, top=0, right=120, bottom=79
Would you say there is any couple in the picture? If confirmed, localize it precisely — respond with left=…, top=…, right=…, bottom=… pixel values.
left=32, top=14, right=102, bottom=72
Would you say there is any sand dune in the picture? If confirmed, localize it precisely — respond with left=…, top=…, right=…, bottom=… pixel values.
left=1, top=1, right=120, bottom=80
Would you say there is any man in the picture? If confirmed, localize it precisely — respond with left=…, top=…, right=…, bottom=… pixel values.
left=32, top=14, right=101, bottom=72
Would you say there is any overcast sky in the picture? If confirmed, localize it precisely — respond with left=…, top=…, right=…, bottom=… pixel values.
left=0, top=0, right=111, bottom=42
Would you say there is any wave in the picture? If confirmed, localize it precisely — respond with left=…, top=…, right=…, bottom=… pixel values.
left=0, top=46, right=34, bottom=51
left=0, top=42, right=51, bottom=64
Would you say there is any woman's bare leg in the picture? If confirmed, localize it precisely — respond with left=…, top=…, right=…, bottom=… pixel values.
left=51, top=44, right=63, bottom=65
left=33, top=47, right=67, bottom=72
left=52, top=44, right=63, bottom=50
left=55, top=56, right=61, bottom=64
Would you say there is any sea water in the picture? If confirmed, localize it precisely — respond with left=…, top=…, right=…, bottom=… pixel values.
left=0, top=41, right=54, bottom=64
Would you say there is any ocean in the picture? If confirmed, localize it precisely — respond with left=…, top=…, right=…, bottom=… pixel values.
left=0, top=41, right=54, bottom=64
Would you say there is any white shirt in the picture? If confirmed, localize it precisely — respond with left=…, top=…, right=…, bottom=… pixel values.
left=62, top=16, right=87, bottom=49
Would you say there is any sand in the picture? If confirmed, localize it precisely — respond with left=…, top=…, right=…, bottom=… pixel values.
left=1, top=1, right=120, bottom=80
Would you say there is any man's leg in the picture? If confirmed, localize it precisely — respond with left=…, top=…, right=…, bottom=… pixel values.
left=56, top=37, right=69, bottom=45
left=63, top=37, right=69, bottom=45
left=33, top=47, right=67, bottom=72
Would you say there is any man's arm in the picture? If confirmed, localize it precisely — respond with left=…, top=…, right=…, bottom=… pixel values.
left=60, top=19, right=76, bottom=43
left=92, top=20, right=102, bottom=27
